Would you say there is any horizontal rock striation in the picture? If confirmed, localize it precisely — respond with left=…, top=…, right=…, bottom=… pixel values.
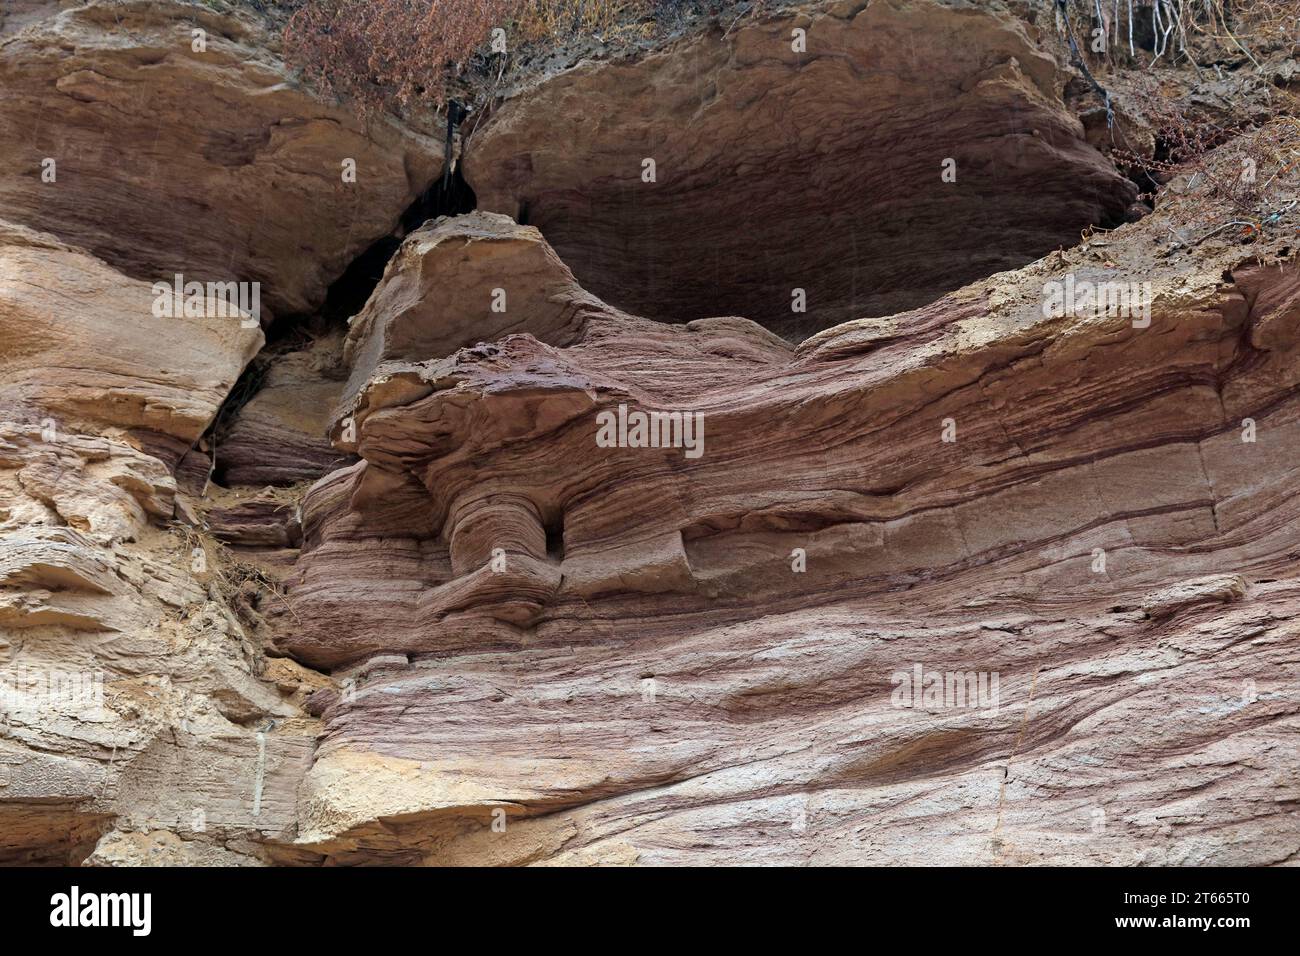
left=0, top=0, right=441, bottom=317
left=284, top=139, right=1300, bottom=861
left=0, top=1, right=341, bottom=865
left=217, top=330, right=356, bottom=488
left=0, top=219, right=262, bottom=443
left=4, top=0, right=1297, bottom=867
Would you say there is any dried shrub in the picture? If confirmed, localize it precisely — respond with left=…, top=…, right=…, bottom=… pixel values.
left=1114, top=76, right=1297, bottom=214
left=513, top=0, right=640, bottom=43
left=282, top=0, right=712, bottom=115
left=1118, top=107, right=1300, bottom=246
left=283, top=0, right=521, bottom=114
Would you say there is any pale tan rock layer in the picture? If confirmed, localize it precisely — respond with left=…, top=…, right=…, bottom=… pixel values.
left=339, top=212, right=595, bottom=414
left=465, top=0, right=1137, bottom=337
left=0, top=0, right=335, bottom=864
left=0, top=219, right=262, bottom=443
left=0, top=409, right=321, bottom=863
left=0, top=243, right=317, bottom=860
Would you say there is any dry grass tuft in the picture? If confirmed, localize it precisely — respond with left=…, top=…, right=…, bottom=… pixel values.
left=172, top=522, right=300, bottom=625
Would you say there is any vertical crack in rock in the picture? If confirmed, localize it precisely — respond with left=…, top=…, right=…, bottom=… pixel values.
left=213, top=163, right=484, bottom=494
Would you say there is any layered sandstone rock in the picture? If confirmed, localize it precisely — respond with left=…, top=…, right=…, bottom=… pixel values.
left=4, top=0, right=1298, bottom=868
left=465, top=0, right=1137, bottom=337
left=0, top=2, right=330, bottom=864
left=0, top=423, right=322, bottom=864
left=217, top=329, right=356, bottom=488
left=0, top=0, right=441, bottom=317
left=0, top=219, right=262, bottom=442
left=0, top=219, right=316, bottom=859
left=338, top=211, right=595, bottom=413
left=283, top=117, right=1300, bottom=861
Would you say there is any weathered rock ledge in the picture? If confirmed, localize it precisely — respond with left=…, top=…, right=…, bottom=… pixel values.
left=282, top=149, right=1300, bottom=862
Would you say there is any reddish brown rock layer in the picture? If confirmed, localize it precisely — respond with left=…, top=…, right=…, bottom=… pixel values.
left=282, top=145, right=1300, bottom=860
left=4, top=0, right=1297, bottom=868
left=0, top=0, right=440, bottom=317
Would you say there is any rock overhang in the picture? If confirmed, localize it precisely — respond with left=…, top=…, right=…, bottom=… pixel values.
left=465, top=0, right=1139, bottom=340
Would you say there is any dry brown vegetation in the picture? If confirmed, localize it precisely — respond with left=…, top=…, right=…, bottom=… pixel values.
left=280, top=0, right=731, bottom=113
left=280, top=0, right=1296, bottom=118
left=282, top=0, right=519, bottom=113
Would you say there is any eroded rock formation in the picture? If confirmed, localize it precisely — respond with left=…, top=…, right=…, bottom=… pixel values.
left=0, top=0, right=441, bottom=317
left=218, top=329, right=356, bottom=488
left=466, top=0, right=1138, bottom=337
left=338, top=211, right=594, bottom=411
left=282, top=139, right=1300, bottom=860
left=0, top=0, right=352, bottom=864
left=2, top=0, right=1297, bottom=867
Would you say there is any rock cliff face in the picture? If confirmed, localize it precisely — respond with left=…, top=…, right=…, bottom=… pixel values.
left=2, top=0, right=1298, bottom=866
left=284, top=154, right=1300, bottom=864
left=0, top=0, right=428, bottom=864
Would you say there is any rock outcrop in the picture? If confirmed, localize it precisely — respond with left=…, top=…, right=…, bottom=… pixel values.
left=217, top=329, right=356, bottom=488
left=0, top=0, right=441, bottom=317
left=283, top=118, right=1300, bottom=862
left=0, top=220, right=262, bottom=442
left=466, top=0, right=1137, bottom=337
left=0, top=213, right=319, bottom=860
left=0, top=0, right=333, bottom=865
left=338, top=212, right=595, bottom=412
